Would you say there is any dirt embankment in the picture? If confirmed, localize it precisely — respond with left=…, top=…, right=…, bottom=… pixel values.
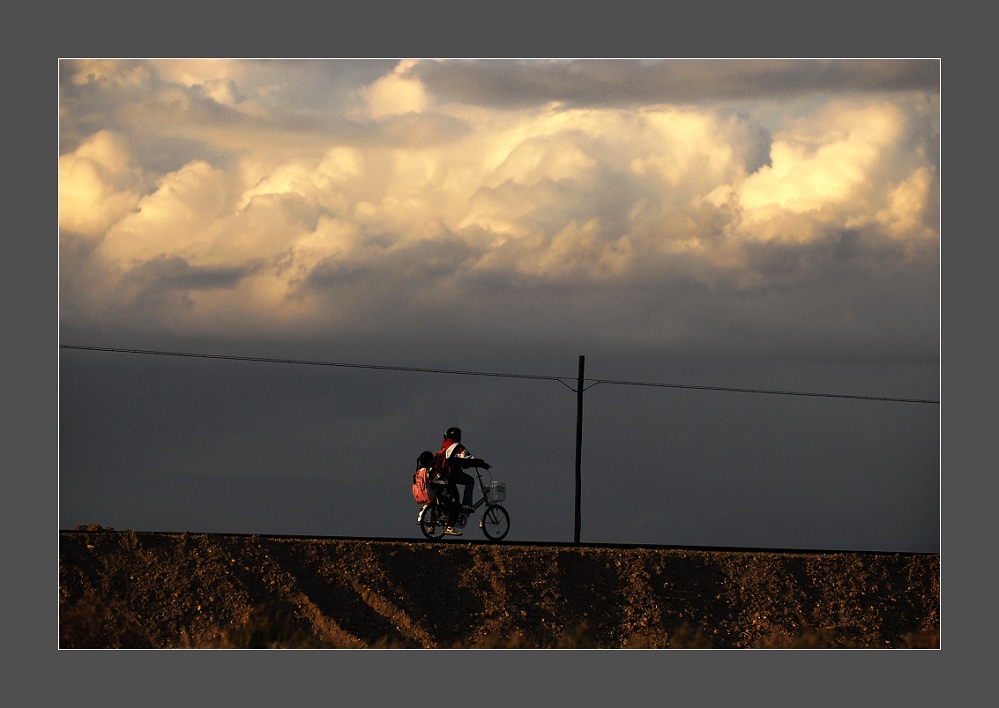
left=59, top=527, right=940, bottom=649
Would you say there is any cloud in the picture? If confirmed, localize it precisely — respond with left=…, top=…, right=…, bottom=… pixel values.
left=59, top=60, right=939, bottom=357
left=151, top=59, right=249, bottom=95
left=877, top=166, right=938, bottom=240
left=66, top=59, right=155, bottom=90
left=411, top=59, right=940, bottom=108
left=59, top=131, right=143, bottom=237
left=99, top=160, right=235, bottom=265
left=706, top=99, right=938, bottom=247
left=741, top=101, right=903, bottom=212
left=360, top=59, right=430, bottom=119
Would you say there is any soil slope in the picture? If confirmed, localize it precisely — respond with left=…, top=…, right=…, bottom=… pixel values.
left=59, top=527, right=940, bottom=649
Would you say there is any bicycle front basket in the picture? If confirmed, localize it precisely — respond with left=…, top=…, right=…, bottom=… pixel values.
left=486, top=480, right=506, bottom=502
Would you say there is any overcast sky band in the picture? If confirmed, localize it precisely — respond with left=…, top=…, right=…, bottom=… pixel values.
left=59, top=344, right=939, bottom=405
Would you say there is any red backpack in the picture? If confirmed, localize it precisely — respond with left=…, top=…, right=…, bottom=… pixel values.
left=412, top=467, right=436, bottom=504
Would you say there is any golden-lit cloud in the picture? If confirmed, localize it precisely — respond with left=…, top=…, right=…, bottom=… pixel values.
left=59, top=59, right=939, bottom=344
left=876, top=166, right=938, bottom=240
left=59, top=131, right=142, bottom=237
left=740, top=103, right=901, bottom=209
left=361, top=59, right=429, bottom=119
left=100, top=160, right=235, bottom=265
left=151, top=59, right=248, bottom=93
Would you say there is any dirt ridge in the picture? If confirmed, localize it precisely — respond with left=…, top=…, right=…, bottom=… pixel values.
left=59, top=528, right=940, bottom=649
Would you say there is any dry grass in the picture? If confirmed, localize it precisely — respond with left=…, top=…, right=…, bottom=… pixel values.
left=60, top=531, right=939, bottom=650
left=63, top=590, right=938, bottom=649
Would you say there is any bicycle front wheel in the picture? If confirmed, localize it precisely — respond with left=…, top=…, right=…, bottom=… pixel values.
left=419, top=503, right=446, bottom=540
left=480, top=504, right=510, bottom=542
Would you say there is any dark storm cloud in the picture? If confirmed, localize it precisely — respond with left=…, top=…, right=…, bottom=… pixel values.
left=59, top=62, right=254, bottom=149
left=412, top=59, right=940, bottom=108
left=301, top=234, right=475, bottom=290
left=93, top=256, right=264, bottom=325
left=59, top=59, right=383, bottom=158
left=128, top=255, right=259, bottom=291
left=58, top=332, right=939, bottom=550
left=268, top=58, right=401, bottom=111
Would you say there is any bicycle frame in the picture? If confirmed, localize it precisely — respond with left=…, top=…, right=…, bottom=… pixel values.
left=462, top=467, right=495, bottom=514
left=418, top=465, right=510, bottom=542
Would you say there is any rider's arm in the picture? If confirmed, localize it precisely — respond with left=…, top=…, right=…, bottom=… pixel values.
left=456, top=456, right=490, bottom=469
left=450, top=444, right=490, bottom=469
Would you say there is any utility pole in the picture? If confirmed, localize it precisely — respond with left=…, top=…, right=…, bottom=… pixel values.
left=574, top=355, right=584, bottom=544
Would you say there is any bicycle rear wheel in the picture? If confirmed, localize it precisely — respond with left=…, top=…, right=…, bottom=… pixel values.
left=419, top=503, right=446, bottom=540
left=479, top=504, right=510, bottom=542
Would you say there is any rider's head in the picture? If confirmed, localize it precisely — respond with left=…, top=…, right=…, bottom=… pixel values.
left=417, top=450, right=434, bottom=468
left=444, top=427, right=462, bottom=442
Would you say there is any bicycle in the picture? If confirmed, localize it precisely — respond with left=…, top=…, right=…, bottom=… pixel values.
left=417, top=465, right=510, bottom=542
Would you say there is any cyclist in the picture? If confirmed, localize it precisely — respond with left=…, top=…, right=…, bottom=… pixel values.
left=438, top=427, right=491, bottom=530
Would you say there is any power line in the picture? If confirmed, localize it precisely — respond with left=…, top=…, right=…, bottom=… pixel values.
left=58, top=344, right=940, bottom=405
left=586, top=377, right=939, bottom=404
left=59, top=344, right=566, bottom=382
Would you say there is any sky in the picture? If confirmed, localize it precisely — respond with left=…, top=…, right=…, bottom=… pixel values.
left=58, top=58, right=940, bottom=552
